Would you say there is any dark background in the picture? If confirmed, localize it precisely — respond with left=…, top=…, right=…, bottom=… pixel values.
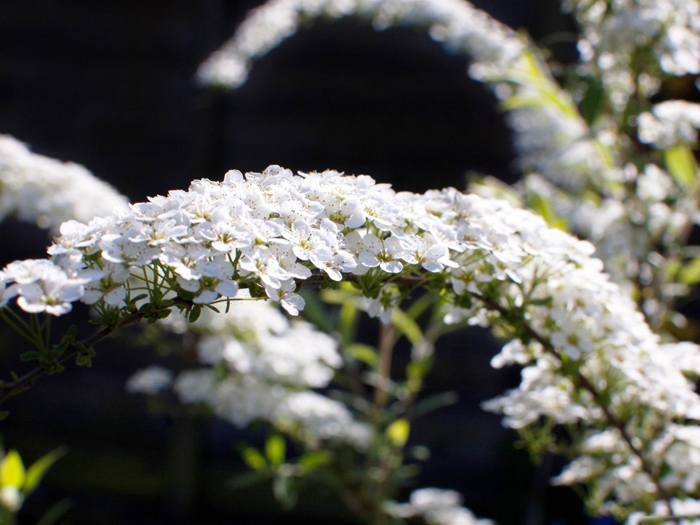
left=0, top=1, right=585, bottom=523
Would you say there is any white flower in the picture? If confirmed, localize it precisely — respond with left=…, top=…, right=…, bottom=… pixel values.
left=126, top=366, right=174, bottom=394
left=358, top=234, right=407, bottom=273
left=0, top=135, right=128, bottom=231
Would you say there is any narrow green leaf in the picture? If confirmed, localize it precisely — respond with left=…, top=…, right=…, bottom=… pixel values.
left=527, top=193, right=567, bottom=231
left=298, top=288, right=335, bottom=333
left=19, top=352, right=40, bottom=362
left=410, top=391, right=459, bottom=420
left=298, top=450, right=331, bottom=472
left=24, top=447, right=66, bottom=495
left=241, top=447, right=267, bottom=471
left=338, top=301, right=358, bottom=346
left=265, top=435, right=286, bottom=467
left=406, top=356, right=434, bottom=383
left=0, top=450, right=25, bottom=488
left=391, top=309, right=424, bottom=347
left=229, top=471, right=266, bottom=490
left=345, top=344, right=379, bottom=368
left=665, top=145, right=697, bottom=189
left=35, top=498, right=72, bottom=525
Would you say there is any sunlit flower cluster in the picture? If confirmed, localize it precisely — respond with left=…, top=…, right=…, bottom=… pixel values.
left=638, top=101, right=700, bottom=149
left=2, top=165, right=699, bottom=516
left=564, top=0, right=700, bottom=110
left=0, top=135, right=128, bottom=232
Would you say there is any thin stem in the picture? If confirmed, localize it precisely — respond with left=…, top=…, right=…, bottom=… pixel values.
left=373, top=321, right=396, bottom=525
left=0, top=309, right=42, bottom=349
left=374, top=322, right=395, bottom=409
left=0, top=299, right=190, bottom=406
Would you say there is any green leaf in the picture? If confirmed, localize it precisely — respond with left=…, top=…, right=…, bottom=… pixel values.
left=298, top=450, right=331, bottom=473
left=24, top=447, right=66, bottom=495
left=229, top=470, right=266, bottom=490
left=386, top=419, right=410, bottom=448
left=406, top=356, right=434, bottom=384
left=527, top=193, right=568, bottom=231
left=338, top=301, right=359, bottom=346
left=391, top=309, right=424, bottom=347
left=0, top=451, right=25, bottom=488
left=665, top=145, right=697, bottom=189
left=35, top=498, right=72, bottom=525
left=345, top=344, right=379, bottom=368
left=679, top=257, right=700, bottom=285
left=298, top=288, right=335, bottom=333
left=241, top=447, right=267, bottom=471
left=188, top=305, right=202, bottom=323
left=19, top=352, right=40, bottom=362
left=410, top=391, right=459, bottom=420
left=265, top=435, right=286, bottom=467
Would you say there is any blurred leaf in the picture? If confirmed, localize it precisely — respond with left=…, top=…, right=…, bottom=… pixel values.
left=386, top=419, right=410, bottom=448
left=299, top=288, right=335, bottom=333
left=406, top=356, right=434, bottom=384
left=298, top=450, right=331, bottom=473
left=391, top=309, right=424, bottom=347
left=579, top=76, right=605, bottom=125
left=679, top=257, right=700, bottom=285
left=410, top=392, right=459, bottom=420
left=527, top=193, right=568, bottom=231
left=405, top=293, right=436, bottom=322
left=36, top=498, right=72, bottom=525
left=24, top=447, right=66, bottom=495
left=345, top=344, right=379, bottom=368
left=0, top=452, right=24, bottom=489
left=665, top=145, right=697, bottom=189
left=338, top=301, right=359, bottom=346
left=229, top=471, right=267, bottom=490
left=499, top=95, right=543, bottom=111
left=0, top=503, right=15, bottom=525
left=265, top=435, right=286, bottom=467
left=241, top=447, right=267, bottom=471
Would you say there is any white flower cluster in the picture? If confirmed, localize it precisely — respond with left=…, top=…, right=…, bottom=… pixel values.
left=638, top=101, right=700, bottom=149
left=564, top=0, right=700, bottom=110
left=197, top=0, right=607, bottom=193
left=3, top=166, right=699, bottom=513
left=0, top=135, right=128, bottom=232
left=394, top=488, right=493, bottom=525
left=196, top=0, right=525, bottom=89
left=125, top=365, right=174, bottom=395
left=130, top=299, right=372, bottom=448
left=628, top=498, right=700, bottom=525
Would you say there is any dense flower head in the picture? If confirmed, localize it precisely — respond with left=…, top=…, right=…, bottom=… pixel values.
left=3, top=165, right=700, bottom=515
left=0, top=135, right=129, bottom=232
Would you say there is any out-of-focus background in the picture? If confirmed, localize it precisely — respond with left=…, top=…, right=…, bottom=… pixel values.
left=0, top=1, right=586, bottom=523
